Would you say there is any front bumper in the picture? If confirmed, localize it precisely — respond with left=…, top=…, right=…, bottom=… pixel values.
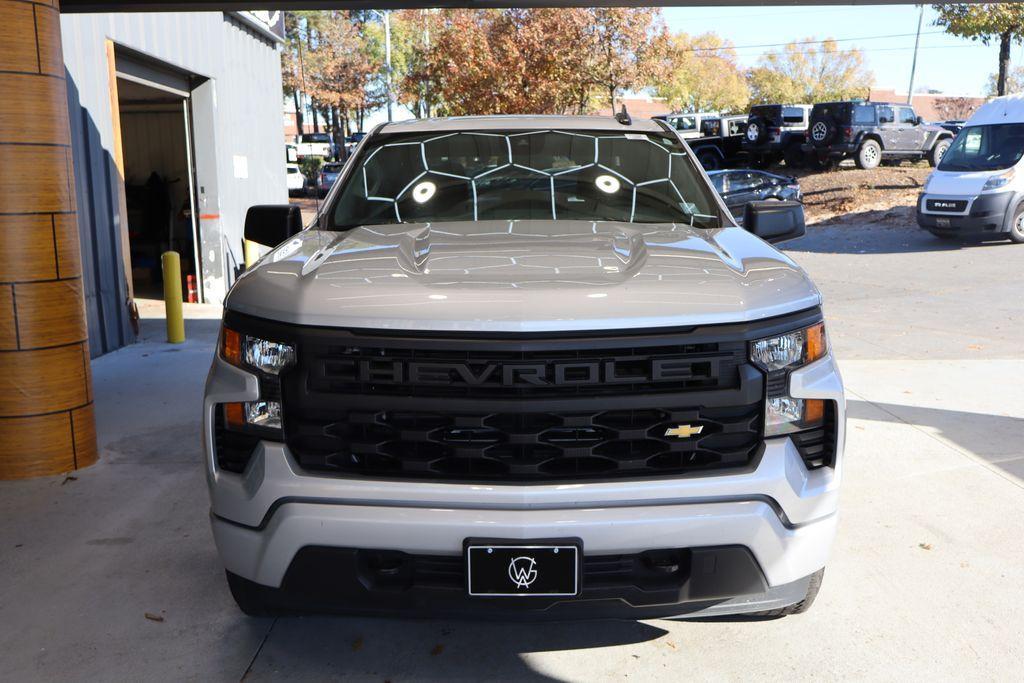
left=204, top=350, right=845, bottom=617
left=916, top=191, right=1016, bottom=235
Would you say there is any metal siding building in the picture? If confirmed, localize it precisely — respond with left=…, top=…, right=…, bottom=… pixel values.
left=60, top=11, right=286, bottom=356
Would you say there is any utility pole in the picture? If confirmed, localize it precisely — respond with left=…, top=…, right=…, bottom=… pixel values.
left=381, top=10, right=393, bottom=123
left=907, top=4, right=924, bottom=104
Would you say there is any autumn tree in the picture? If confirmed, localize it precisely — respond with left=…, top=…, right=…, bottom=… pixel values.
left=304, top=13, right=379, bottom=138
left=987, top=64, right=1024, bottom=96
left=747, top=38, right=873, bottom=104
left=409, top=9, right=602, bottom=116
left=934, top=96, right=982, bottom=120
left=656, top=32, right=749, bottom=113
left=933, top=4, right=1024, bottom=97
left=584, top=8, right=666, bottom=110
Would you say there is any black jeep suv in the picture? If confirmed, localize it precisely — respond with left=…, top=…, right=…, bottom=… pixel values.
left=744, top=104, right=812, bottom=168
left=802, top=101, right=953, bottom=170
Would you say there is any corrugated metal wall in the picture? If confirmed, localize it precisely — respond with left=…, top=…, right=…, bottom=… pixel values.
left=60, top=12, right=286, bottom=356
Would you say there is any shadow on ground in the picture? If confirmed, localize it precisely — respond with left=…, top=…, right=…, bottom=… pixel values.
left=246, top=615, right=667, bottom=680
left=847, top=399, right=1024, bottom=479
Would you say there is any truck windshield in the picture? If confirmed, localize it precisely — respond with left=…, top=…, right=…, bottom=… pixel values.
left=327, top=129, right=721, bottom=229
left=939, top=123, right=1024, bottom=172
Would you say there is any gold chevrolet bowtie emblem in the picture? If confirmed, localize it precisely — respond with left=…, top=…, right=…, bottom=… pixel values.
left=664, top=424, right=703, bottom=438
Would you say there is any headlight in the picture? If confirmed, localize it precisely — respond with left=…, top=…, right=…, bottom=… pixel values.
left=222, top=328, right=295, bottom=375
left=750, top=322, right=827, bottom=372
left=220, top=326, right=295, bottom=437
left=751, top=322, right=829, bottom=439
left=982, top=169, right=1014, bottom=192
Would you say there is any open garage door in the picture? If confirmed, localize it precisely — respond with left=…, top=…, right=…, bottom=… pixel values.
left=113, top=49, right=204, bottom=303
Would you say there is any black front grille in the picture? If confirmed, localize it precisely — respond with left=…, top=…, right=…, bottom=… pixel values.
left=287, top=403, right=762, bottom=480
left=926, top=198, right=968, bottom=213
left=225, top=308, right=823, bottom=483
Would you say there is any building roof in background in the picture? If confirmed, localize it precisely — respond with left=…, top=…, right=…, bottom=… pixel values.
left=869, top=88, right=987, bottom=122
left=595, top=95, right=671, bottom=120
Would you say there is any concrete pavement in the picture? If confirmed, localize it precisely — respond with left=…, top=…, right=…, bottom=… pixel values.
left=1, top=222, right=1022, bottom=681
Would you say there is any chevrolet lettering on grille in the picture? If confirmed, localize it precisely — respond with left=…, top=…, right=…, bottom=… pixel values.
left=343, top=358, right=721, bottom=387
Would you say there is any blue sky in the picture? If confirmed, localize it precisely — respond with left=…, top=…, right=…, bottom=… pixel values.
left=663, top=4, right=1015, bottom=97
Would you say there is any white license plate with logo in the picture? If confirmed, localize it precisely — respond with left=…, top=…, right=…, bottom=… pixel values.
left=466, top=542, right=580, bottom=597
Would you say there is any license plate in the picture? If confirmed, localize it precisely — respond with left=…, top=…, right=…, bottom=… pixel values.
left=936, top=217, right=951, bottom=228
left=466, top=541, right=580, bottom=597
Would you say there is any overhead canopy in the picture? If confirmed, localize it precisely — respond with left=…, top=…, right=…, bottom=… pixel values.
left=59, top=0, right=982, bottom=12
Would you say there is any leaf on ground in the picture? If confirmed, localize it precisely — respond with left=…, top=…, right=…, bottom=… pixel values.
left=431, top=644, right=444, bottom=656
left=665, top=641, right=676, bottom=650
left=918, top=543, right=933, bottom=551
left=144, top=612, right=164, bottom=622
left=967, top=344, right=983, bottom=350
left=352, top=637, right=363, bottom=651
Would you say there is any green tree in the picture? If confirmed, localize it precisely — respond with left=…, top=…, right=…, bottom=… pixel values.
left=656, top=32, right=749, bottom=113
left=747, top=38, right=873, bottom=105
left=933, top=4, right=1024, bottom=97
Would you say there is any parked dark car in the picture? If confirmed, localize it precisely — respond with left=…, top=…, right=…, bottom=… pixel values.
left=802, top=101, right=953, bottom=170
left=317, top=162, right=344, bottom=197
left=707, top=169, right=802, bottom=225
left=744, top=104, right=812, bottom=168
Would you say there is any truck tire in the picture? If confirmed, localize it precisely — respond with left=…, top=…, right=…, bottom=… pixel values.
left=855, top=139, right=881, bottom=169
left=749, top=568, right=825, bottom=617
left=1009, top=203, right=1024, bottom=244
left=746, top=118, right=768, bottom=144
left=697, top=149, right=722, bottom=171
left=928, top=139, right=951, bottom=168
left=783, top=144, right=805, bottom=169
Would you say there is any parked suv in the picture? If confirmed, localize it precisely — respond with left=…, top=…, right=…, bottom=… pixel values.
left=744, top=104, right=812, bottom=168
left=802, top=101, right=952, bottom=170
left=206, top=115, right=846, bottom=620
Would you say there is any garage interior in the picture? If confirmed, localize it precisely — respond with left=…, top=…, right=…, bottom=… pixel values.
left=115, top=66, right=201, bottom=302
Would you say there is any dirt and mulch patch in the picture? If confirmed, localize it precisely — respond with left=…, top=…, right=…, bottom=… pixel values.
left=790, top=162, right=931, bottom=226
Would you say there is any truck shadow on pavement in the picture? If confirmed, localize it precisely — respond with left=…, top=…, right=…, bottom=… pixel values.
left=846, top=399, right=1024, bottom=481
left=244, top=615, right=667, bottom=680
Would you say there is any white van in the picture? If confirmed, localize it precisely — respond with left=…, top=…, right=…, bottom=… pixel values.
left=917, top=94, right=1024, bottom=243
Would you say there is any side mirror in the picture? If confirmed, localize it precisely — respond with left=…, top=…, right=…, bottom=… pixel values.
left=742, top=200, right=805, bottom=244
left=916, top=116, right=925, bottom=125
left=244, top=205, right=303, bottom=248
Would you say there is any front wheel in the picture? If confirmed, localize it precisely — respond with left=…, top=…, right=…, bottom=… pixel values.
left=929, top=139, right=951, bottom=168
left=1009, top=203, right=1024, bottom=244
left=856, top=139, right=881, bottom=169
left=697, top=150, right=722, bottom=171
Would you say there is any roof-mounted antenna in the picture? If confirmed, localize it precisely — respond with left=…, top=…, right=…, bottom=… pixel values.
left=614, top=104, right=632, bottom=126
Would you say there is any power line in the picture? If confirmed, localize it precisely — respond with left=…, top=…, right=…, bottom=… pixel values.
left=680, top=30, right=947, bottom=54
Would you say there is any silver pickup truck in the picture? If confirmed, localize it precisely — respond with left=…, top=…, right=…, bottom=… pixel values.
left=205, top=114, right=845, bottom=619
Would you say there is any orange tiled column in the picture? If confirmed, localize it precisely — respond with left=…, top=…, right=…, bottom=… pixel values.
left=0, top=0, right=98, bottom=478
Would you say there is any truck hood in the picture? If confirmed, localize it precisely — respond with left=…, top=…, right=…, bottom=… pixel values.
left=226, top=220, right=820, bottom=332
left=925, top=168, right=1002, bottom=196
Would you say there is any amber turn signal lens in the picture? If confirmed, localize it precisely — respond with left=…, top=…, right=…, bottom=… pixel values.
left=806, top=322, right=827, bottom=364
left=223, top=402, right=246, bottom=430
left=804, top=398, right=825, bottom=424
left=222, top=327, right=242, bottom=366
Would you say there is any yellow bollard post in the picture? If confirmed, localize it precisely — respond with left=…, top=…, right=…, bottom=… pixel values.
left=161, top=251, right=186, bottom=343
left=243, top=239, right=258, bottom=268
